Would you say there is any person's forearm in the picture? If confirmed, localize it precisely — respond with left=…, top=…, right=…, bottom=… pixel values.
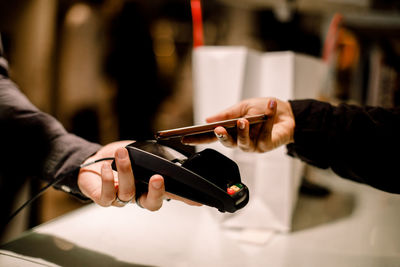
left=287, top=99, right=400, bottom=194
left=0, top=56, right=101, bottom=199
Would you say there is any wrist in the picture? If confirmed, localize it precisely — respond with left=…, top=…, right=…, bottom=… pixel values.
left=284, top=100, right=296, bottom=144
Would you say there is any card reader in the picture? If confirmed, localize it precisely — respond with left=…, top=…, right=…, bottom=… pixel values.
left=112, top=141, right=249, bottom=213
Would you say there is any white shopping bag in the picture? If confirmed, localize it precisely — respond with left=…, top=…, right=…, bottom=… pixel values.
left=192, top=46, right=328, bottom=232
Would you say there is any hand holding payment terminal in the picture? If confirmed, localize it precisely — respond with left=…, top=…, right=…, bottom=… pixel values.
left=112, top=141, right=249, bottom=213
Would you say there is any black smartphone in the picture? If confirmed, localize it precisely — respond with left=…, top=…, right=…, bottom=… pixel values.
left=155, top=114, right=268, bottom=140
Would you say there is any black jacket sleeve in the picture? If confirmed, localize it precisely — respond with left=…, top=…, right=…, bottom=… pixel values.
left=287, top=99, right=400, bottom=194
left=0, top=47, right=101, bottom=200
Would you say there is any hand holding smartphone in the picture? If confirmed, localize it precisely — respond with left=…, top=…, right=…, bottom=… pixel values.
left=155, top=114, right=268, bottom=140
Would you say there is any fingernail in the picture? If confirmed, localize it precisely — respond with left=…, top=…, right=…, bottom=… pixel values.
left=152, top=180, right=163, bottom=189
left=269, top=99, right=276, bottom=109
left=238, top=119, right=245, bottom=130
left=102, top=162, right=111, bottom=169
left=215, top=132, right=227, bottom=141
left=117, top=148, right=127, bottom=159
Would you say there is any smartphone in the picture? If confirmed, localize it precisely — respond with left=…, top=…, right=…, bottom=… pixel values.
left=155, top=114, right=268, bottom=140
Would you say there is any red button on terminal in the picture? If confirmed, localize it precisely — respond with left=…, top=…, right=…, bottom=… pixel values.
left=227, top=188, right=235, bottom=195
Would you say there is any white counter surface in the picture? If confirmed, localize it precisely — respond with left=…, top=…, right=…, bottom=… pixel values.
left=1, top=167, right=400, bottom=267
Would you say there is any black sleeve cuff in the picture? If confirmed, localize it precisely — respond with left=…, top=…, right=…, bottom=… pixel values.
left=286, top=99, right=334, bottom=169
left=45, top=134, right=102, bottom=201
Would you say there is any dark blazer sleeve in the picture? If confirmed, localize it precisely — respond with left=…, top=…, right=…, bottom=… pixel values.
left=287, top=99, right=400, bottom=194
left=0, top=49, right=101, bottom=200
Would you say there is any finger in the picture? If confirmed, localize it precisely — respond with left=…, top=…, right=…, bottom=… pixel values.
left=236, top=118, right=253, bottom=152
left=78, top=169, right=102, bottom=202
left=206, top=102, right=246, bottom=123
left=140, top=175, right=165, bottom=211
left=214, top=126, right=236, bottom=148
left=99, top=162, right=117, bottom=207
left=256, top=98, right=277, bottom=152
left=115, top=147, right=135, bottom=202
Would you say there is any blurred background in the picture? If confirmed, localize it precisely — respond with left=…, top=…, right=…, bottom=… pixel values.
left=1, top=0, right=399, bottom=241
